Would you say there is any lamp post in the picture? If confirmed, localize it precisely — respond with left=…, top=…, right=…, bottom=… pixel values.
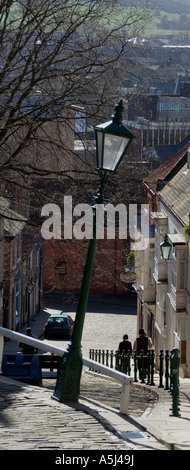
left=52, top=100, right=134, bottom=403
left=160, top=234, right=172, bottom=260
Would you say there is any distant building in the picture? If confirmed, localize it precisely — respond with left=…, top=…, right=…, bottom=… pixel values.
left=126, top=87, right=190, bottom=162
left=0, top=197, right=43, bottom=330
left=2, top=198, right=26, bottom=330
left=43, top=230, right=128, bottom=296
left=134, top=145, right=190, bottom=377
left=22, top=225, right=44, bottom=328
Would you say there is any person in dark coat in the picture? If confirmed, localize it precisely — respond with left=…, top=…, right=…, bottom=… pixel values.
left=118, top=334, right=132, bottom=355
left=133, top=328, right=153, bottom=354
left=133, top=328, right=153, bottom=379
left=19, top=327, right=38, bottom=354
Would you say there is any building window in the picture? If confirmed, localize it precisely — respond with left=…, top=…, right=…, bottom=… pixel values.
left=171, top=248, right=187, bottom=291
left=178, top=250, right=187, bottom=290
left=180, top=317, right=187, bottom=364
left=162, top=291, right=167, bottom=330
left=171, top=254, right=177, bottom=288
left=148, top=110, right=153, bottom=119
left=55, top=261, right=67, bottom=275
left=147, top=308, right=154, bottom=341
left=178, top=260, right=186, bottom=290
left=149, top=249, right=155, bottom=286
left=162, top=102, right=170, bottom=110
left=163, top=310, right=167, bottom=331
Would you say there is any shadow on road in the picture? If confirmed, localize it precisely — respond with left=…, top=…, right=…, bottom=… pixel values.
left=43, top=292, right=137, bottom=316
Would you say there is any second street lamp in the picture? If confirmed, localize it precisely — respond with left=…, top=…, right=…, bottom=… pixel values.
left=52, top=100, right=134, bottom=403
left=160, top=234, right=172, bottom=260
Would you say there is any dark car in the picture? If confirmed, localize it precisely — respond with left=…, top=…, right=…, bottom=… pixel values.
left=44, top=313, right=74, bottom=339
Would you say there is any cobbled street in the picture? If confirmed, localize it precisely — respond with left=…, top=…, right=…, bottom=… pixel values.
left=40, top=293, right=157, bottom=417
left=2, top=293, right=170, bottom=450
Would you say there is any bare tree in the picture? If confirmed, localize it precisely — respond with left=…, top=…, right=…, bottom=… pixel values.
left=0, top=2, right=154, bottom=319
left=0, top=1, right=152, bottom=184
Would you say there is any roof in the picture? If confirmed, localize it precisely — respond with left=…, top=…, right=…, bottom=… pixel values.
left=151, top=145, right=179, bottom=162
left=158, top=159, right=190, bottom=226
left=144, top=142, right=190, bottom=192
left=148, top=80, right=176, bottom=94
left=150, top=134, right=190, bottom=163
left=0, top=197, right=26, bottom=236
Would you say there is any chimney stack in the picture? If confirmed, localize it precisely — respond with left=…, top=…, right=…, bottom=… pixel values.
left=187, top=146, right=190, bottom=169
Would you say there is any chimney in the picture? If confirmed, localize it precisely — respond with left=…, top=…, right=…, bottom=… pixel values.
left=187, top=147, right=190, bottom=169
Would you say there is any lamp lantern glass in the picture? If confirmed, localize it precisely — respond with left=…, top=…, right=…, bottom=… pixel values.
left=160, top=234, right=172, bottom=260
left=95, top=100, right=134, bottom=172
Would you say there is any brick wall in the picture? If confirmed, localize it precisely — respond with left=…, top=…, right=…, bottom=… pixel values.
left=43, top=234, right=128, bottom=295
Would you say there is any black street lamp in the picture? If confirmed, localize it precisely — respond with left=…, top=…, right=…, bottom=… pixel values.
left=160, top=234, right=172, bottom=260
left=52, top=100, right=134, bottom=403
left=95, top=100, right=134, bottom=172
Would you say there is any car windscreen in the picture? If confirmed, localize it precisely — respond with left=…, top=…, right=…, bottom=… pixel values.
left=49, top=317, right=67, bottom=324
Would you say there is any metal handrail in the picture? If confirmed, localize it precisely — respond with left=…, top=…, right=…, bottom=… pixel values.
left=0, top=326, right=66, bottom=356
left=0, top=327, right=133, bottom=415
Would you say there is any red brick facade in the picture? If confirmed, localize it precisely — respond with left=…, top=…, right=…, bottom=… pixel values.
left=43, top=233, right=128, bottom=295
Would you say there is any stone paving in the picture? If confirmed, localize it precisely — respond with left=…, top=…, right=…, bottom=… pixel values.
left=43, top=372, right=157, bottom=419
left=1, top=374, right=156, bottom=451
left=80, top=372, right=157, bottom=418
left=0, top=373, right=168, bottom=451
left=1, top=293, right=190, bottom=452
left=0, top=376, right=130, bottom=451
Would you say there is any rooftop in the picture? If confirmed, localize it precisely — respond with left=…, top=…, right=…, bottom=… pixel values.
left=158, top=159, right=190, bottom=226
left=0, top=197, right=26, bottom=236
left=144, top=143, right=190, bottom=226
left=144, top=142, right=189, bottom=192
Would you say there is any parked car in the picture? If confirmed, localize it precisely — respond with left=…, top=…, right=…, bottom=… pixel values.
left=44, top=313, right=74, bottom=339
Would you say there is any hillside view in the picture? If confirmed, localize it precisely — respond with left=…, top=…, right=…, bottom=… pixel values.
left=120, top=0, right=190, bottom=38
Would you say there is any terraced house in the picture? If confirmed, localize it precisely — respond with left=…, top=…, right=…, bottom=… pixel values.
left=0, top=197, right=43, bottom=330
left=135, top=143, right=190, bottom=377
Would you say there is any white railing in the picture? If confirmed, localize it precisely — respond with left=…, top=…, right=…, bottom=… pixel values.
left=0, top=327, right=133, bottom=415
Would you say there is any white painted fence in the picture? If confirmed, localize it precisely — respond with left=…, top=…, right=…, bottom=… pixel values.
left=0, top=326, right=133, bottom=415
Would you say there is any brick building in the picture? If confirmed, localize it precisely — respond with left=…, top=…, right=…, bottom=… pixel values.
left=0, top=197, right=43, bottom=330
left=43, top=232, right=128, bottom=296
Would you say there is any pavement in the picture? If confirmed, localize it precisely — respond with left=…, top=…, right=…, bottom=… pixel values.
left=1, top=295, right=190, bottom=455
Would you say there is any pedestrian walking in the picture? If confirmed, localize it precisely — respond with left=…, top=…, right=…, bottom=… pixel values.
left=19, top=327, right=38, bottom=354
left=133, top=329, right=152, bottom=354
left=133, top=329, right=153, bottom=379
left=118, top=334, right=132, bottom=355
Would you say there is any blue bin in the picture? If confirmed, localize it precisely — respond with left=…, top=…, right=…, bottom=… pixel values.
left=2, top=353, right=42, bottom=385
